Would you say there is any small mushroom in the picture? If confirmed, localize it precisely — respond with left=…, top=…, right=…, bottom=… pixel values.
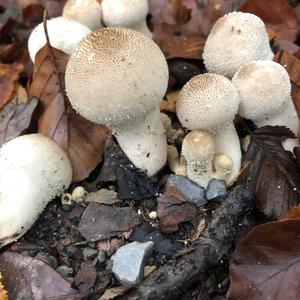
left=232, top=60, right=299, bottom=152
left=167, top=145, right=187, bottom=176
left=65, top=27, right=169, bottom=176
left=160, top=112, right=185, bottom=143
left=101, top=0, right=152, bottom=38
left=213, top=154, right=233, bottom=182
left=176, top=73, right=241, bottom=182
left=203, top=12, right=273, bottom=78
left=28, top=16, right=91, bottom=62
left=0, top=134, right=72, bottom=248
left=63, top=0, right=102, bottom=30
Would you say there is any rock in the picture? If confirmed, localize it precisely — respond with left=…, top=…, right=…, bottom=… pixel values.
left=56, top=265, right=73, bottom=277
left=82, top=247, right=98, bottom=260
left=35, top=252, right=57, bottom=269
left=112, top=241, right=154, bottom=286
left=166, top=175, right=207, bottom=206
left=97, top=249, right=107, bottom=264
left=86, top=189, right=121, bottom=205
left=206, top=179, right=228, bottom=202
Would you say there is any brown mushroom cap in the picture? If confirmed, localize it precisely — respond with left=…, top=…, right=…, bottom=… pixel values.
left=65, top=27, right=169, bottom=129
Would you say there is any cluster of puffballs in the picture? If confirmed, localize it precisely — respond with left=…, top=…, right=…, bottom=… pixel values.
left=0, top=1, right=299, bottom=249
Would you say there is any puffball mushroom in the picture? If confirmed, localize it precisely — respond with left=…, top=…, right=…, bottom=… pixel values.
left=63, top=0, right=102, bottom=30
left=213, top=154, right=233, bottom=182
left=203, top=12, right=273, bottom=78
left=65, top=27, right=169, bottom=176
left=101, top=0, right=152, bottom=38
left=0, top=134, right=72, bottom=248
left=28, top=16, right=91, bottom=62
left=232, top=60, right=299, bottom=152
left=177, top=73, right=241, bottom=182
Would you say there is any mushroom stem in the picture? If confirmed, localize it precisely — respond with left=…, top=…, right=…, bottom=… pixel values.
left=114, top=107, right=167, bottom=176
left=130, top=19, right=152, bottom=38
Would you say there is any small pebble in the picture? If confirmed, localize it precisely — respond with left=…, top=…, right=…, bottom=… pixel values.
left=206, top=179, right=228, bottom=202
left=97, top=249, right=107, bottom=264
left=82, top=247, right=98, bottom=260
left=56, top=265, right=73, bottom=277
left=148, top=211, right=157, bottom=220
left=35, top=252, right=57, bottom=269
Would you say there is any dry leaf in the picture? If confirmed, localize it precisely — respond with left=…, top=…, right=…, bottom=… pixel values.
left=28, top=45, right=109, bottom=182
left=283, top=203, right=300, bottom=220
left=238, top=126, right=300, bottom=220
left=228, top=218, right=300, bottom=299
left=0, top=273, right=8, bottom=300
left=160, top=90, right=180, bottom=112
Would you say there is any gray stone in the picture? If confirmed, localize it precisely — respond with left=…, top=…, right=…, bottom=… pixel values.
left=35, top=252, right=57, bottom=269
left=56, top=265, right=73, bottom=277
left=82, top=247, right=98, bottom=260
left=112, top=241, right=154, bottom=286
left=166, top=175, right=207, bottom=206
left=206, top=179, right=228, bottom=202
left=97, top=249, right=107, bottom=264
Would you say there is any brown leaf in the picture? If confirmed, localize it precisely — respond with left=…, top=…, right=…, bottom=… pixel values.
left=0, top=97, right=37, bottom=147
left=0, top=251, right=77, bottom=299
left=238, top=126, right=300, bottom=220
left=157, top=186, right=197, bottom=233
left=283, top=203, right=300, bottom=220
left=28, top=45, right=109, bottom=182
left=0, top=273, right=8, bottom=300
left=228, top=218, right=300, bottom=299
left=0, top=62, right=23, bottom=110
left=241, top=0, right=298, bottom=42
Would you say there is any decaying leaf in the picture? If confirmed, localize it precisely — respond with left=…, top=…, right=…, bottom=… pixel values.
left=238, top=126, right=300, bottom=220
left=28, top=45, right=109, bottom=182
left=228, top=218, right=300, bottom=299
left=0, top=273, right=8, bottom=300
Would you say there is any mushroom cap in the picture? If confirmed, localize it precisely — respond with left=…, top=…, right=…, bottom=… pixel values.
left=65, top=27, right=169, bottom=128
left=182, top=130, right=215, bottom=162
left=232, top=60, right=291, bottom=122
left=177, top=73, right=239, bottom=131
left=63, top=0, right=102, bottom=30
left=101, top=0, right=148, bottom=27
left=28, top=16, right=91, bottom=62
left=203, top=12, right=273, bottom=78
left=0, top=134, right=72, bottom=247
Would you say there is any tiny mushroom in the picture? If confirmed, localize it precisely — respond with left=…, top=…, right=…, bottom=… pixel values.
left=65, top=27, right=169, bottom=176
left=28, top=16, right=91, bottom=62
left=63, top=0, right=102, bottom=30
left=0, top=134, right=72, bottom=248
left=160, top=112, right=185, bottom=143
left=101, top=0, right=152, bottom=38
left=203, top=12, right=273, bottom=78
left=177, top=73, right=241, bottom=182
left=213, top=154, right=233, bottom=183
left=232, top=60, right=299, bottom=152
left=167, top=145, right=187, bottom=176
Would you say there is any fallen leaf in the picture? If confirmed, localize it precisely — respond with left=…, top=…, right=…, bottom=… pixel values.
left=0, top=251, right=77, bottom=299
left=28, top=45, right=109, bottom=182
left=157, top=186, right=197, bottom=233
left=241, top=0, right=298, bottom=42
left=283, top=203, right=300, bottom=220
left=228, top=218, right=300, bottom=299
left=238, top=126, right=300, bottom=220
left=160, top=90, right=179, bottom=113
left=0, top=62, right=23, bottom=110
left=78, top=203, right=142, bottom=241
left=0, top=273, right=8, bottom=300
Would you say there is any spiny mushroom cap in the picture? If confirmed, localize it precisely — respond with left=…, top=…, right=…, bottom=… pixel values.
left=28, top=16, right=91, bottom=62
left=182, top=130, right=215, bottom=162
left=203, top=12, right=273, bottom=78
left=65, top=27, right=169, bottom=129
left=232, top=60, right=291, bottom=122
left=63, top=0, right=102, bottom=30
left=177, top=74, right=239, bottom=131
left=102, top=0, right=148, bottom=27
left=0, top=134, right=72, bottom=247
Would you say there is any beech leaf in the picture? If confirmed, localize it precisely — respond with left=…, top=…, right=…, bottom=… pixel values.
left=238, top=126, right=300, bottom=220
left=28, top=45, right=109, bottom=182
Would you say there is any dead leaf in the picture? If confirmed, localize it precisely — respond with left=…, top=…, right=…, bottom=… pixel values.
left=78, top=203, right=142, bottom=241
left=160, top=90, right=179, bottom=112
left=228, top=218, right=300, bottom=299
left=0, top=251, right=77, bottom=299
left=238, top=126, right=300, bottom=220
left=283, top=203, right=300, bottom=220
left=28, top=45, right=109, bottom=182
left=241, top=0, right=298, bottom=42
left=0, top=273, right=8, bottom=300
left=157, top=186, right=197, bottom=233
left=0, top=62, right=23, bottom=110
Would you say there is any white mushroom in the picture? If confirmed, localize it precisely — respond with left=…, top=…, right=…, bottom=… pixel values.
left=101, top=0, right=152, bottom=38
left=28, top=16, right=91, bottom=62
left=0, top=134, right=72, bottom=248
left=65, top=27, right=169, bottom=176
left=232, top=60, right=299, bottom=152
left=177, top=73, right=241, bottom=182
left=213, top=154, right=233, bottom=182
left=203, top=12, right=273, bottom=78
left=63, top=0, right=102, bottom=30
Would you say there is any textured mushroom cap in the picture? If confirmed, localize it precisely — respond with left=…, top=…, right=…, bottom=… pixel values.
left=203, top=12, right=273, bottom=78
left=177, top=74, right=239, bottom=131
left=232, top=60, right=291, bottom=122
left=65, top=27, right=169, bottom=128
left=102, top=0, right=148, bottom=27
left=28, top=16, right=91, bottom=62
left=214, top=154, right=233, bottom=174
left=63, top=0, right=102, bottom=30
left=182, top=130, right=215, bottom=162
left=0, top=134, right=72, bottom=248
